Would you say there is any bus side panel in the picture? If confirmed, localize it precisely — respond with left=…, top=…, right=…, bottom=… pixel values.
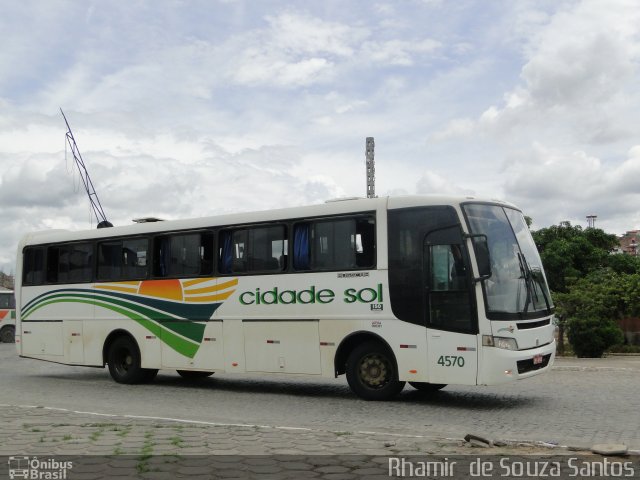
left=22, top=321, right=64, bottom=357
left=161, top=320, right=224, bottom=371
left=381, top=320, right=431, bottom=383
left=223, top=319, right=246, bottom=373
left=318, top=319, right=364, bottom=376
left=63, top=320, right=84, bottom=364
left=93, top=305, right=162, bottom=369
left=20, top=286, right=92, bottom=359
left=243, top=320, right=321, bottom=374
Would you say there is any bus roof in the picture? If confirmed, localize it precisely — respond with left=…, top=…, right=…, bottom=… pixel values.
left=18, top=195, right=518, bottom=247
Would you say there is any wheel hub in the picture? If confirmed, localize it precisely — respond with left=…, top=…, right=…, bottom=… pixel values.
left=359, top=354, right=389, bottom=387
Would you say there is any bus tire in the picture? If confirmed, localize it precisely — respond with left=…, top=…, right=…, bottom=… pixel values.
left=176, top=370, right=214, bottom=380
left=0, top=325, right=15, bottom=343
left=346, top=341, right=405, bottom=400
left=107, top=336, right=158, bottom=384
left=409, top=382, right=447, bottom=392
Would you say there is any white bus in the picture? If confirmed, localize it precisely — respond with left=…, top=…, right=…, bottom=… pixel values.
left=0, top=289, right=16, bottom=343
left=15, top=196, right=555, bottom=400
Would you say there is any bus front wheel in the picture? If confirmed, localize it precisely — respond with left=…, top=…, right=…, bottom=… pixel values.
left=107, top=336, right=158, bottom=384
left=346, top=341, right=405, bottom=401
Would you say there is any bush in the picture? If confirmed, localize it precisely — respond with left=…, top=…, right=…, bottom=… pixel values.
left=567, top=316, right=624, bottom=358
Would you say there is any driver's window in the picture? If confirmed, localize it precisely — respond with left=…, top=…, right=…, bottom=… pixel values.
left=430, top=245, right=466, bottom=291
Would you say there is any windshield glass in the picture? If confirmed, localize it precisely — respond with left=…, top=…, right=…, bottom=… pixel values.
left=464, top=204, right=553, bottom=318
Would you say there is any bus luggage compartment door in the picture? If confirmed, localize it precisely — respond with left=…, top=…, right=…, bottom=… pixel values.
left=243, top=320, right=321, bottom=374
left=63, top=320, right=84, bottom=364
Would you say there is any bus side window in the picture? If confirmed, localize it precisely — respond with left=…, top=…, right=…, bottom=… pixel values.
left=218, top=231, right=233, bottom=274
left=0, top=293, right=10, bottom=308
left=98, top=241, right=121, bottom=280
left=355, top=217, right=375, bottom=268
left=293, top=216, right=375, bottom=272
left=293, top=223, right=311, bottom=270
left=68, top=243, right=93, bottom=283
left=23, top=247, right=45, bottom=285
left=97, top=238, right=148, bottom=281
left=46, top=246, right=60, bottom=283
left=154, top=232, right=212, bottom=278
left=122, top=238, right=148, bottom=280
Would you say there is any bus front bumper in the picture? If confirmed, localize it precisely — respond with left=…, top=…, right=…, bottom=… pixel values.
left=477, top=340, right=556, bottom=385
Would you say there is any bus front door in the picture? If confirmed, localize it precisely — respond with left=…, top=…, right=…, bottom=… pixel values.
left=424, top=228, right=478, bottom=385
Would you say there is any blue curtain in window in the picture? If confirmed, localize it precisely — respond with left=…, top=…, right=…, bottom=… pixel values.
left=293, top=224, right=310, bottom=270
left=220, top=231, right=233, bottom=274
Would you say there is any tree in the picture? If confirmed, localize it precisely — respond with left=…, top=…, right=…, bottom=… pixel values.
left=532, top=222, right=620, bottom=356
left=532, top=222, right=619, bottom=293
left=553, top=268, right=635, bottom=357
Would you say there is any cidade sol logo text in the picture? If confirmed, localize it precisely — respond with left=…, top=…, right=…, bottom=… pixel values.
left=239, top=284, right=384, bottom=305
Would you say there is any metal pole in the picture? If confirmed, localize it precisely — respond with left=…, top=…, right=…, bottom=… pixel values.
left=366, top=137, right=375, bottom=198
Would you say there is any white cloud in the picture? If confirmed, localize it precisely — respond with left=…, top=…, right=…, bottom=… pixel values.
left=1, top=0, right=640, bottom=273
left=503, top=143, right=640, bottom=232
left=435, top=0, right=640, bottom=145
left=416, top=171, right=475, bottom=196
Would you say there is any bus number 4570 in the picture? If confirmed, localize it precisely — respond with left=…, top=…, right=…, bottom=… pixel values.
left=437, top=355, right=465, bottom=367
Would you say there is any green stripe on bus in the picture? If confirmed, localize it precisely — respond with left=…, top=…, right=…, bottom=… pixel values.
left=21, top=296, right=200, bottom=358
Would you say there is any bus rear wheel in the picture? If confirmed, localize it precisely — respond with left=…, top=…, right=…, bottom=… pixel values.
left=107, top=336, right=158, bottom=384
left=176, top=370, right=214, bottom=380
left=409, top=382, right=447, bottom=392
left=346, top=341, right=405, bottom=401
left=0, top=325, right=15, bottom=343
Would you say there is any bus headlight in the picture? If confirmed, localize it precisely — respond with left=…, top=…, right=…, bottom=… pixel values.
left=482, top=335, right=518, bottom=350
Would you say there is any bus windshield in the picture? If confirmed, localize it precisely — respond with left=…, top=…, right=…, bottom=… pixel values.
left=464, top=204, right=553, bottom=318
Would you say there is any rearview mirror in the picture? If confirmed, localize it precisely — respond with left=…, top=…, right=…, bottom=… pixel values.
left=471, top=235, right=492, bottom=280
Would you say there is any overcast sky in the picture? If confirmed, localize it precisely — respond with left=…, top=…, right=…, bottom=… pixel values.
left=1, top=0, right=639, bottom=273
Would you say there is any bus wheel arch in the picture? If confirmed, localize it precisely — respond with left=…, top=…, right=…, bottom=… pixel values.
left=103, top=330, right=157, bottom=384
left=335, top=331, right=405, bottom=400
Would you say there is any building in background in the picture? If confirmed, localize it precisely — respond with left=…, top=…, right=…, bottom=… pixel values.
left=618, top=231, right=640, bottom=255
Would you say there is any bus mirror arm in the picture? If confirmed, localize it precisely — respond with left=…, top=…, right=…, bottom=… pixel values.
left=463, top=233, right=492, bottom=281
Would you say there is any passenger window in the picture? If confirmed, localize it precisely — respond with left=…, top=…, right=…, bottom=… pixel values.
left=98, top=238, right=148, bottom=281
left=46, top=243, right=93, bottom=284
left=293, top=216, right=375, bottom=271
left=23, top=247, right=45, bottom=285
left=219, top=226, right=286, bottom=274
left=0, top=293, right=13, bottom=309
left=154, top=232, right=213, bottom=277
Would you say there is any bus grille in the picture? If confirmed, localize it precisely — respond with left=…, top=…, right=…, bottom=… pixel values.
left=517, top=354, right=551, bottom=374
left=517, top=318, right=551, bottom=330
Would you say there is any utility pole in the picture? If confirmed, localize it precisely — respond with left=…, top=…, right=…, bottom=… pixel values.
left=366, top=137, right=375, bottom=198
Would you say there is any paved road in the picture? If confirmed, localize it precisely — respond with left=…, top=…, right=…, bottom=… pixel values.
left=1, top=343, right=639, bottom=450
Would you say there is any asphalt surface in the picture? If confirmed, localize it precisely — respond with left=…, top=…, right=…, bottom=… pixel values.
left=1, top=344, right=639, bottom=478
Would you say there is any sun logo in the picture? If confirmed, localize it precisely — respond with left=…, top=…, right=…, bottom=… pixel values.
left=95, top=277, right=238, bottom=303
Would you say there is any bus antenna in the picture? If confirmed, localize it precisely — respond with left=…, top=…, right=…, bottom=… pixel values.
left=60, top=109, right=113, bottom=228
left=366, top=137, right=375, bottom=198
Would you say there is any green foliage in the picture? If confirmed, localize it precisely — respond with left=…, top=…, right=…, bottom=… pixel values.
left=603, top=253, right=640, bottom=275
left=532, top=222, right=619, bottom=293
left=532, top=221, right=633, bottom=357
left=566, top=316, right=624, bottom=358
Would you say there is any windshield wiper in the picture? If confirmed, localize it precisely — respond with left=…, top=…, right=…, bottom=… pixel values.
left=520, top=253, right=552, bottom=312
left=517, top=252, right=532, bottom=314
